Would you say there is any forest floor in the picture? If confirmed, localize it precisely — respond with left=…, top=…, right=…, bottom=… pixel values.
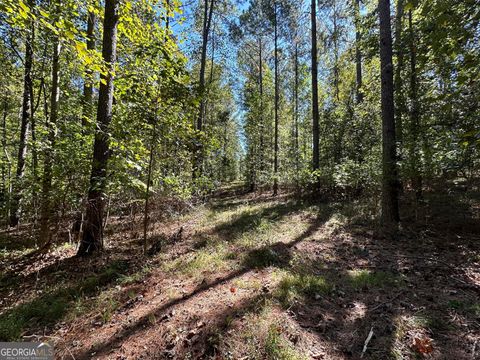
left=0, top=184, right=479, bottom=359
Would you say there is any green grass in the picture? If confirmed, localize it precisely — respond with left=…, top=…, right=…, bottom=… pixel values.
left=0, top=260, right=128, bottom=341
left=275, top=272, right=332, bottom=307
left=347, top=270, right=403, bottom=290
left=447, top=300, right=480, bottom=316
left=264, top=324, right=308, bottom=360
left=118, top=265, right=153, bottom=285
left=162, top=244, right=231, bottom=278
left=243, top=247, right=285, bottom=269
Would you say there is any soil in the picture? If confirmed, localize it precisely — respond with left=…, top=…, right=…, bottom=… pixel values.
left=0, top=187, right=479, bottom=359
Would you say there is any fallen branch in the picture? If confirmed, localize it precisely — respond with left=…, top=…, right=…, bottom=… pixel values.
left=361, top=327, right=374, bottom=358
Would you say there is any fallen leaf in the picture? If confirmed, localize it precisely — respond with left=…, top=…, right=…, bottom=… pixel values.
left=413, top=337, right=433, bottom=355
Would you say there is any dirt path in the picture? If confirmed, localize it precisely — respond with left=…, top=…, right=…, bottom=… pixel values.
left=1, top=189, right=479, bottom=359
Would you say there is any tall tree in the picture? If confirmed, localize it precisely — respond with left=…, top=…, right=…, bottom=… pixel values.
left=354, top=0, right=363, bottom=103
left=193, top=0, right=215, bottom=180
left=39, top=31, right=61, bottom=246
left=78, top=0, right=119, bottom=255
left=311, top=0, right=320, bottom=171
left=273, top=0, right=279, bottom=195
left=379, top=0, right=400, bottom=229
left=10, top=1, right=34, bottom=227
left=82, top=9, right=97, bottom=128
left=407, top=8, right=421, bottom=200
left=394, top=0, right=405, bottom=145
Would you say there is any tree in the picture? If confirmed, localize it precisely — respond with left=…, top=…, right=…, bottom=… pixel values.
left=354, top=0, right=363, bottom=104
left=193, top=0, right=215, bottom=180
left=77, top=0, right=119, bottom=255
left=9, top=0, right=34, bottom=227
left=273, top=0, right=279, bottom=195
left=82, top=8, right=97, bottom=128
left=39, top=27, right=61, bottom=246
left=407, top=8, right=422, bottom=200
left=379, top=0, right=400, bottom=230
left=394, top=0, right=405, bottom=146
left=311, top=0, right=320, bottom=171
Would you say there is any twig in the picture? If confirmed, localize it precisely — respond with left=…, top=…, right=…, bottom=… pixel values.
left=361, top=327, right=374, bottom=358
left=22, top=334, right=76, bottom=360
left=472, top=339, right=477, bottom=359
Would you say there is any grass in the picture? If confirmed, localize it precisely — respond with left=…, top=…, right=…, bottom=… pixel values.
left=243, top=247, right=286, bottom=269
left=223, top=301, right=307, bottom=360
left=265, top=324, right=308, bottom=360
left=118, top=265, right=153, bottom=285
left=275, top=271, right=332, bottom=307
left=162, top=244, right=232, bottom=278
left=447, top=300, right=480, bottom=317
left=0, top=260, right=128, bottom=341
left=347, top=270, right=403, bottom=290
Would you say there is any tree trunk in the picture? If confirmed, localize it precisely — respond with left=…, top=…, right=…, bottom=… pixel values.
left=193, top=0, right=214, bottom=180
left=1, top=98, right=10, bottom=222
left=39, top=37, right=61, bottom=246
left=82, top=11, right=97, bottom=127
left=294, top=41, right=299, bottom=181
left=408, top=9, right=422, bottom=200
left=77, top=0, right=119, bottom=256
left=379, top=0, right=400, bottom=230
left=259, top=36, right=264, bottom=174
left=143, top=121, right=156, bottom=254
left=311, top=0, right=320, bottom=171
left=273, top=1, right=279, bottom=196
left=10, top=17, right=34, bottom=227
left=333, top=0, right=339, bottom=102
left=354, top=0, right=363, bottom=104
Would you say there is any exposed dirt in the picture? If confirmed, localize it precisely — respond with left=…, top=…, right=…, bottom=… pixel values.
left=0, top=187, right=479, bottom=359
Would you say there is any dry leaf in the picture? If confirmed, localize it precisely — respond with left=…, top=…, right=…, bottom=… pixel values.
left=413, top=337, right=433, bottom=355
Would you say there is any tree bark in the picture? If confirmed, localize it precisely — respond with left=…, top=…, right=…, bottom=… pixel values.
left=10, top=16, right=34, bottom=227
left=379, top=0, right=400, bottom=230
left=311, top=0, right=320, bottom=171
left=39, top=36, right=61, bottom=246
left=273, top=0, right=279, bottom=196
left=77, top=0, right=119, bottom=256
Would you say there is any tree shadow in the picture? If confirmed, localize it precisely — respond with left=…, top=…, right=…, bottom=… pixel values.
left=68, top=206, right=332, bottom=359
left=266, top=191, right=480, bottom=359
left=212, top=199, right=321, bottom=242
left=0, top=259, right=130, bottom=341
